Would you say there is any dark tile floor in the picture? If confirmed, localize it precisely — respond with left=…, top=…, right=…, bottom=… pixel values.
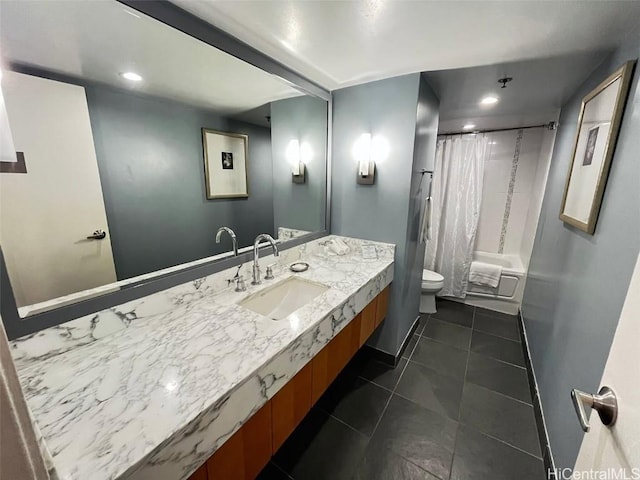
left=258, top=299, right=546, bottom=480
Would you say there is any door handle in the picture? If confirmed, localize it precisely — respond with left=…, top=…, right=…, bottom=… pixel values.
left=571, top=386, right=618, bottom=432
left=86, top=229, right=106, bottom=240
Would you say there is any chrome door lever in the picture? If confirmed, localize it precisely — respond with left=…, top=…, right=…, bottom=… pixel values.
left=87, top=229, right=106, bottom=240
left=571, top=386, right=618, bottom=432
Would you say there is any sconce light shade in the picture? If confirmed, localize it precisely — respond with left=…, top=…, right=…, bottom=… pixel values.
left=292, top=162, right=306, bottom=183
left=354, top=133, right=376, bottom=185
left=287, top=139, right=306, bottom=184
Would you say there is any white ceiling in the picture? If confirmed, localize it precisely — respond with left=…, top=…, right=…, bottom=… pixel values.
left=424, top=51, right=609, bottom=133
left=173, top=0, right=640, bottom=91
left=0, top=1, right=301, bottom=117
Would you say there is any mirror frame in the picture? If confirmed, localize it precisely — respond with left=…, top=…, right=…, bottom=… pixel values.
left=0, top=0, right=332, bottom=340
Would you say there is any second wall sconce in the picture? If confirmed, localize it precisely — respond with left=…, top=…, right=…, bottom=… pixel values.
left=353, top=133, right=375, bottom=185
left=287, top=139, right=312, bottom=184
left=354, top=133, right=390, bottom=185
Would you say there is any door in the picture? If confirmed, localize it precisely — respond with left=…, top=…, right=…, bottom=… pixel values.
left=0, top=71, right=117, bottom=308
left=574, top=252, right=640, bottom=475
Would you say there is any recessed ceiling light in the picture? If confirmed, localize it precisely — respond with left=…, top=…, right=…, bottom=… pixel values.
left=480, top=95, right=499, bottom=105
left=120, top=72, right=142, bottom=82
left=463, top=124, right=476, bottom=130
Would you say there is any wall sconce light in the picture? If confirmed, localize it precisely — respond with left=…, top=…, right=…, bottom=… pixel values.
left=353, top=133, right=375, bottom=185
left=353, top=133, right=389, bottom=185
left=287, top=139, right=307, bottom=184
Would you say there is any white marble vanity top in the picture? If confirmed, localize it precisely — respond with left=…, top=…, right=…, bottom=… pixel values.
left=11, top=235, right=395, bottom=480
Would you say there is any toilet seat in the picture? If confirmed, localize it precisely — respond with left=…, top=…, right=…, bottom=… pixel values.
left=422, top=269, right=444, bottom=290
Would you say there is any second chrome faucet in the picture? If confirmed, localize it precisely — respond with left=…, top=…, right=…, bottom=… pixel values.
left=215, top=227, right=279, bottom=287
left=252, top=233, right=279, bottom=285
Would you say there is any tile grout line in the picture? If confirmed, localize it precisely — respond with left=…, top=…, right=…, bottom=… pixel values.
left=447, top=305, right=476, bottom=479
left=469, top=349, right=527, bottom=370
left=473, top=326, right=522, bottom=343
left=465, top=378, right=534, bottom=407
left=367, top=334, right=415, bottom=439
left=322, top=332, right=421, bottom=478
left=268, top=460, right=296, bottom=479
left=458, top=420, right=544, bottom=461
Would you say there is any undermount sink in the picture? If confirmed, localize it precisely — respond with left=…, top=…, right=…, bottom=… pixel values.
left=238, top=276, right=329, bottom=321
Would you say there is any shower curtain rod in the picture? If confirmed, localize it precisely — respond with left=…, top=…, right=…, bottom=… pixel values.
left=440, top=121, right=557, bottom=137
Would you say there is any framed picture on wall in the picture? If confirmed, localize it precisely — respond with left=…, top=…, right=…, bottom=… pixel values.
left=202, top=128, right=248, bottom=199
left=559, top=60, right=635, bottom=234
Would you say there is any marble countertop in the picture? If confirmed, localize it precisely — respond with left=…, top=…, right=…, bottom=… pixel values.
left=12, top=235, right=395, bottom=480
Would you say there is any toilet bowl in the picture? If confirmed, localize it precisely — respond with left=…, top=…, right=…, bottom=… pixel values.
left=420, top=269, right=444, bottom=314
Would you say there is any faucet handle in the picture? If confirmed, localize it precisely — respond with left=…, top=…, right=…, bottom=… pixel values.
left=235, top=275, right=247, bottom=292
left=265, top=265, right=275, bottom=280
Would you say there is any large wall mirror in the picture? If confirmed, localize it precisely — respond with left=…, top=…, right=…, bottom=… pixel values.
left=0, top=1, right=329, bottom=323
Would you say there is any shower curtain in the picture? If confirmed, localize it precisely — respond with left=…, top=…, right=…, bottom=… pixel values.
left=425, top=134, right=487, bottom=297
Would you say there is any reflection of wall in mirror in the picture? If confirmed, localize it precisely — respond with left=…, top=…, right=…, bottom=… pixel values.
left=2, top=70, right=277, bottom=309
left=563, top=78, right=620, bottom=223
left=271, top=96, right=328, bottom=234
left=86, top=87, right=274, bottom=280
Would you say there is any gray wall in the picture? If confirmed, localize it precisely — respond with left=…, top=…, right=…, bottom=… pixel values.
left=332, top=74, right=439, bottom=355
left=522, top=32, right=640, bottom=469
left=86, top=87, right=274, bottom=280
left=271, top=96, right=328, bottom=233
left=403, top=76, right=440, bottom=346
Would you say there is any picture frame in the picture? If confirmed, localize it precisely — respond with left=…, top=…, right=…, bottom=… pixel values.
left=202, top=128, right=249, bottom=199
left=559, top=60, right=635, bottom=234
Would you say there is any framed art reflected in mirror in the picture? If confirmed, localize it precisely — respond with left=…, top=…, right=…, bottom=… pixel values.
left=203, top=129, right=249, bottom=199
left=559, top=60, right=636, bottom=234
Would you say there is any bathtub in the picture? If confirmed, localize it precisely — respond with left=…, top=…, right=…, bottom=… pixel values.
left=463, top=251, right=526, bottom=315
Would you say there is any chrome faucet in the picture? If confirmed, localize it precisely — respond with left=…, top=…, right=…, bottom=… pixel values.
left=252, top=233, right=279, bottom=285
left=215, top=227, right=238, bottom=256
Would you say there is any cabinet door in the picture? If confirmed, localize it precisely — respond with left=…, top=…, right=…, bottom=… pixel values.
left=375, top=286, right=390, bottom=327
left=189, top=463, right=208, bottom=480
left=359, top=299, right=377, bottom=346
left=311, top=319, right=359, bottom=403
left=206, top=401, right=272, bottom=480
left=271, top=362, right=313, bottom=452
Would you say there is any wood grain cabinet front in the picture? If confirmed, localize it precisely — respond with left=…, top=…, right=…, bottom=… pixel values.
left=206, top=401, right=272, bottom=480
left=188, top=285, right=391, bottom=480
left=271, top=361, right=313, bottom=452
left=375, top=286, right=390, bottom=327
left=311, top=314, right=361, bottom=404
left=359, top=298, right=377, bottom=347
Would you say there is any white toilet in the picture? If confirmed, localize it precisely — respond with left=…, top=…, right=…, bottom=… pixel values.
left=420, top=269, right=444, bottom=314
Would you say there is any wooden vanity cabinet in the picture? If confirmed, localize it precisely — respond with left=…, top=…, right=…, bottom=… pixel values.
left=271, top=361, right=313, bottom=452
left=311, top=313, right=361, bottom=403
left=206, top=401, right=272, bottom=480
left=375, top=286, right=390, bottom=327
left=189, top=285, right=390, bottom=480
left=359, top=297, right=377, bottom=346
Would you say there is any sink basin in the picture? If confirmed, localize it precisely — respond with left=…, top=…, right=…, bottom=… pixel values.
left=238, top=276, right=329, bottom=320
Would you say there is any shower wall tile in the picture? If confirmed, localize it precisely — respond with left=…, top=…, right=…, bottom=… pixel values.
left=475, top=128, right=552, bottom=257
left=488, top=131, right=518, bottom=160
left=476, top=191, right=507, bottom=253
left=503, top=193, right=532, bottom=255
left=483, top=159, right=511, bottom=194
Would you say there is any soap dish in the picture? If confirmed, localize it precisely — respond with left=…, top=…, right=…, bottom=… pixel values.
left=289, top=262, right=310, bottom=273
